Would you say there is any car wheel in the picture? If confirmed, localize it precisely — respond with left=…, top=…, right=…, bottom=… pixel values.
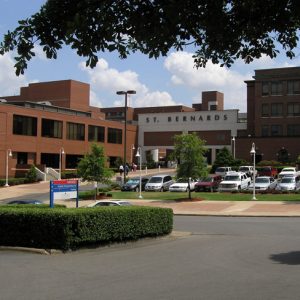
left=238, top=186, right=241, bottom=192
left=135, top=186, right=139, bottom=192
left=160, top=187, right=164, bottom=192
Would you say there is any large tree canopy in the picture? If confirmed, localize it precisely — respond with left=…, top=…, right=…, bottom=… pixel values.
left=1, top=0, right=299, bottom=75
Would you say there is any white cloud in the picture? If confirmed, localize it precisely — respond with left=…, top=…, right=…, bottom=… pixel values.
left=0, top=52, right=28, bottom=96
left=164, top=51, right=249, bottom=111
left=79, top=59, right=177, bottom=107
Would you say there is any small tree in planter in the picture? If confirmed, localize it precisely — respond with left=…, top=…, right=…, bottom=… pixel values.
left=77, top=144, right=113, bottom=199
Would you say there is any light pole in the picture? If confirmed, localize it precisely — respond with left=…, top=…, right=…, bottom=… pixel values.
left=5, top=149, right=12, bottom=187
left=59, top=147, right=65, bottom=180
left=131, top=144, right=135, bottom=164
left=250, top=143, right=257, bottom=200
left=135, top=147, right=143, bottom=199
left=116, top=90, right=136, bottom=183
left=232, top=136, right=236, bottom=159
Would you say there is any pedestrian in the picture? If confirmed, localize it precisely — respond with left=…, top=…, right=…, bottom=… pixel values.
left=119, top=165, right=124, bottom=176
left=125, top=164, right=129, bottom=176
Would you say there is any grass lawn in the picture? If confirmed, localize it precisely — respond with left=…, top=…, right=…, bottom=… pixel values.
left=110, top=191, right=300, bottom=201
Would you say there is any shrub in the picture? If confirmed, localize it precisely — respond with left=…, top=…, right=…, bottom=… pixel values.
left=0, top=206, right=173, bottom=250
left=0, top=178, right=27, bottom=187
left=25, top=165, right=38, bottom=183
left=61, top=170, right=78, bottom=179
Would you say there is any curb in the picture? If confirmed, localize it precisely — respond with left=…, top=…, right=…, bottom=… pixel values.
left=0, top=246, right=63, bottom=255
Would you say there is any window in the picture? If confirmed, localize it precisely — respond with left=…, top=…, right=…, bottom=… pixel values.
left=17, top=152, right=28, bottom=165
left=210, top=105, right=217, bottom=111
left=107, top=128, right=122, bottom=144
left=88, top=125, right=105, bottom=142
left=67, top=122, right=85, bottom=140
left=287, top=80, right=300, bottom=95
left=271, top=103, right=283, bottom=117
left=261, top=125, right=269, bottom=137
left=271, top=81, right=283, bottom=95
left=261, top=104, right=269, bottom=117
left=270, top=125, right=282, bottom=136
left=287, top=103, right=300, bottom=116
left=13, top=115, right=37, bottom=136
left=287, top=124, right=300, bottom=136
left=42, top=119, right=62, bottom=138
left=262, top=81, right=269, bottom=96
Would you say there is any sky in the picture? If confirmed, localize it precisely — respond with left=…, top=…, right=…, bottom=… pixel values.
left=0, top=0, right=300, bottom=113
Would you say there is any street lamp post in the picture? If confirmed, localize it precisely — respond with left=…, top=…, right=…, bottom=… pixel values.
left=116, top=90, right=136, bottom=183
left=232, top=136, right=236, bottom=159
left=250, top=143, right=257, bottom=200
left=59, top=147, right=65, bottom=180
left=135, top=147, right=143, bottom=199
left=131, top=144, right=135, bottom=164
left=5, top=149, right=12, bottom=187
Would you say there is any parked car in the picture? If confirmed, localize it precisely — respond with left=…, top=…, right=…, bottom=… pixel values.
left=194, top=175, right=222, bottom=192
left=145, top=175, right=174, bottom=192
left=7, top=200, right=43, bottom=205
left=278, top=167, right=298, bottom=180
left=169, top=178, right=196, bottom=192
left=248, top=176, right=278, bottom=191
left=258, top=166, right=278, bottom=178
left=238, top=166, right=257, bottom=178
left=218, top=172, right=251, bottom=192
left=121, top=177, right=149, bottom=192
left=87, top=200, right=132, bottom=207
left=275, top=175, right=300, bottom=191
left=215, top=166, right=234, bottom=178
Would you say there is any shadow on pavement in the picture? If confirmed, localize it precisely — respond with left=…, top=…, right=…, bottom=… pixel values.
left=270, top=251, right=300, bottom=265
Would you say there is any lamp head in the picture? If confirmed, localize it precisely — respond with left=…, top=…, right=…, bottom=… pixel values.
left=61, top=148, right=65, bottom=154
left=232, top=136, right=235, bottom=141
left=8, top=149, right=12, bottom=157
left=127, top=90, right=136, bottom=95
left=116, top=91, right=126, bottom=95
left=135, top=147, right=141, bottom=157
left=250, top=143, right=256, bottom=154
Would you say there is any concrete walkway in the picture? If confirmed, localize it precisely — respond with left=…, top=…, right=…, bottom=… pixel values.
left=1, top=170, right=300, bottom=217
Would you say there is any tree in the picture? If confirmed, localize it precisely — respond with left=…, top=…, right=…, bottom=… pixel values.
left=172, top=133, right=207, bottom=199
left=211, top=147, right=235, bottom=173
left=77, top=143, right=113, bottom=198
left=0, top=0, right=299, bottom=75
left=25, top=165, right=37, bottom=183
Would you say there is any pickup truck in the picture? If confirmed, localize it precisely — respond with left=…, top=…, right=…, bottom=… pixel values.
left=238, top=166, right=257, bottom=178
left=215, top=167, right=234, bottom=178
left=278, top=167, right=298, bottom=180
left=218, top=172, right=251, bottom=192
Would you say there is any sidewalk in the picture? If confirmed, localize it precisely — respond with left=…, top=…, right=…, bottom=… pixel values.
left=1, top=175, right=300, bottom=216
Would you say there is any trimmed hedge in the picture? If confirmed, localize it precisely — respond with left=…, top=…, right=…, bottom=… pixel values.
left=0, top=206, right=173, bottom=251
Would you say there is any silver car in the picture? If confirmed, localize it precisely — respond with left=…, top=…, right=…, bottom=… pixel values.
left=276, top=176, right=300, bottom=191
left=248, top=176, right=277, bottom=191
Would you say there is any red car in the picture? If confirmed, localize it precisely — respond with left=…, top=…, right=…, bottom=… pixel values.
left=258, top=166, right=278, bottom=178
left=195, top=175, right=222, bottom=192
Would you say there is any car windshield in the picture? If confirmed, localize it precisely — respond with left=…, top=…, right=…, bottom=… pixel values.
left=127, top=179, right=139, bottom=184
left=261, top=167, right=271, bottom=171
left=239, top=167, right=249, bottom=172
left=149, top=177, right=162, bottom=183
left=201, top=177, right=213, bottom=183
left=281, top=178, right=295, bottom=183
left=224, top=175, right=239, bottom=181
left=255, top=178, right=269, bottom=183
left=216, top=167, right=225, bottom=172
left=282, top=168, right=295, bottom=172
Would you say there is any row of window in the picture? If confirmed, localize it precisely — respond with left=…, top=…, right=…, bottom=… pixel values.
left=262, top=80, right=300, bottom=96
left=261, top=124, right=300, bottom=137
left=261, top=103, right=300, bottom=117
left=13, top=115, right=122, bottom=144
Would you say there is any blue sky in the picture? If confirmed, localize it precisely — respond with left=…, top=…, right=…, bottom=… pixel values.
left=1, top=0, right=299, bottom=112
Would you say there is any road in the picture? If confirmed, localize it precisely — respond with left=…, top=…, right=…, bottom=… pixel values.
left=1, top=216, right=300, bottom=299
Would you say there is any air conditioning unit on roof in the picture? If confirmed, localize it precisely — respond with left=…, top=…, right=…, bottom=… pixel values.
left=37, top=101, right=52, bottom=105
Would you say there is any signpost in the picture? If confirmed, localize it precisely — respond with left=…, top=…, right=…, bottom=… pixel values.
left=50, top=179, right=79, bottom=208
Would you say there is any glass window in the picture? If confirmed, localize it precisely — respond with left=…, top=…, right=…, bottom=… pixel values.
left=271, top=81, right=283, bottom=95
left=67, top=122, right=85, bottom=141
left=287, top=103, right=300, bottom=116
left=261, top=104, right=269, bottom=117
left=107, top=128, right=122, bottom=144
left=271, top=103, right=283, bottom=116
left=287, top=80, right=300, bottom=95
left=262, top=82, right=269, bottom=96
left=287, top=124, right=300, bottom=136
left=271, top=125, right=282, bottom=136
left=88, top=125, right=105, bottom=142
left=17, top=152, right=28, bottom=165
left=261, top=125, right=269, bottom=137
left=42, top=119, right=62, bottom=139
left=13, top=115, right=37, bottom=136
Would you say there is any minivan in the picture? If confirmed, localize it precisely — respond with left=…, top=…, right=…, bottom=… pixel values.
left=145, top=175, right=174, bottom=192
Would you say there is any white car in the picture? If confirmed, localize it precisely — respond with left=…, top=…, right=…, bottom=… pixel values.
left=87, top=200, right=132, bottom=207
left=169, top=178, right=196, bottom=192
left=278, top=167, right=298, bottom=180
left=218, top=172, right=251, bottom=192
left=248, top=176, right=277, bottom=191
left=276, top=175, right=300, bottom=191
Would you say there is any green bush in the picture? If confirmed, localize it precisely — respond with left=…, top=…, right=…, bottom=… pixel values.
left=25, top=165, right=38, bottom=183
left=0, top=206, right=173, bottom=250
left=61, top=170, right=78, bottom=179
left=0, top=178, right=27, bottom=187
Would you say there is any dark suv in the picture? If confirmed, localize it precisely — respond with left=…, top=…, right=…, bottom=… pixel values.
left=195, top=175, right=222, bottom=192
left=258, top=166, right=278, bottom=178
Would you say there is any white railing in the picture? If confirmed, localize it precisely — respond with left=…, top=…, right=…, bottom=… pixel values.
left=46, top=167, right=60, bottom=180
left=35, top=167, right=46, bottom=182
